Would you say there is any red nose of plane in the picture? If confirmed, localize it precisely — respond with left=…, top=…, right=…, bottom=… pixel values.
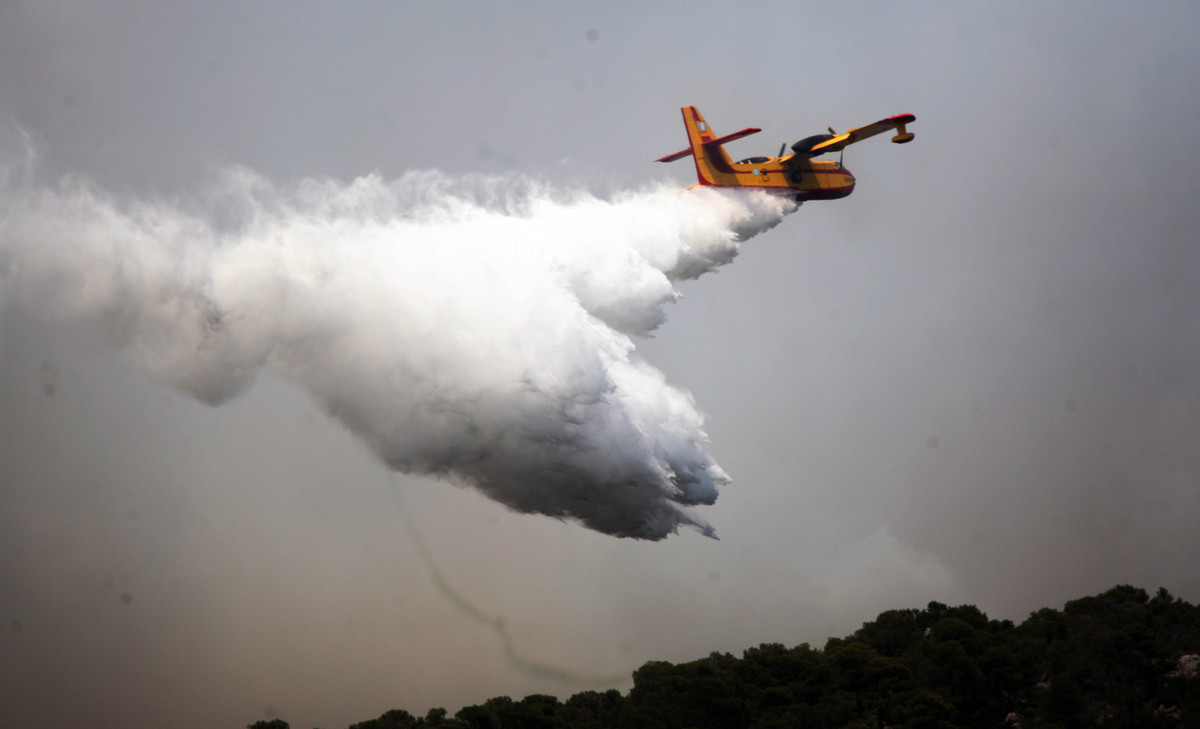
left=835, top=168, right=856, bottom=198
left=796, top=168, right=855, bottom=202
left=835, top=167, right=854, bottom=197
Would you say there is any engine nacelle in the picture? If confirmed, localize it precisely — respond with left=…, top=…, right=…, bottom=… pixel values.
left=791, top=133, right=836, bottom=155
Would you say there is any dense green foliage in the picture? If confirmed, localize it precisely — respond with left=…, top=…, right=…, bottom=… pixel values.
left=250, top=585, right=1200, bottom=729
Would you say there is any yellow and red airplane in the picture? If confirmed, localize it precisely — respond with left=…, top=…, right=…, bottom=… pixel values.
left=656, top=106, right=915, bottom=202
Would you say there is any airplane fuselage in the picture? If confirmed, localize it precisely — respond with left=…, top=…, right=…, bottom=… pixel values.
left=697, top=155, right=856, bottom=202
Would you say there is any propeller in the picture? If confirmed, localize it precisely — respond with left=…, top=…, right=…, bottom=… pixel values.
left=778, top=142, right=787, bottom=158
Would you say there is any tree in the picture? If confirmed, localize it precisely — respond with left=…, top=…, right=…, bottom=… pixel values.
left=284, top=585, right=1200, bottom=729
left=347, top=708, right=421, bottom=729
left=854, top=609, right=924, bottom=658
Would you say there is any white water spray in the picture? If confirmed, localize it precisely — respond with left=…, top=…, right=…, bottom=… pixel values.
left=0, top=159, right=795, bottom=539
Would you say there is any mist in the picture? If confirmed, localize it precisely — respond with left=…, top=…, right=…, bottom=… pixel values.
left=1, top=161, right=795, bottom=540
left=2, top=3, right=1200, bottom=729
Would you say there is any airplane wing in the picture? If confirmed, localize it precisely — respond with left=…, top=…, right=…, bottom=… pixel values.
left=800, top=114, right=915, bottom=158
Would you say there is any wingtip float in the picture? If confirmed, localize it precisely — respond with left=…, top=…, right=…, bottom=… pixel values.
left=656, top=105, right=915, bottom=203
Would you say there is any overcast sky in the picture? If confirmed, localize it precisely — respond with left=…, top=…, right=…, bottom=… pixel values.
left=3, top=3, right=1200, bottom=728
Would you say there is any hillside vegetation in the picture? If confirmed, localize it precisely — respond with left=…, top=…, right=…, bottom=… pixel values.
left=251, top=585, right=1200, bottom=729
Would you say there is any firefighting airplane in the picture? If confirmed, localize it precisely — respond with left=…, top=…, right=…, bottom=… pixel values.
left=656, top=106, right=915, bottom=202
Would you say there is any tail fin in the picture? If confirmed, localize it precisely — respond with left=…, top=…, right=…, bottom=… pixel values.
left=684, top=105, right=720, bottom=145
left=655, top=106, right=723, bottom=162
left=655, top=106, right=760, bottom=186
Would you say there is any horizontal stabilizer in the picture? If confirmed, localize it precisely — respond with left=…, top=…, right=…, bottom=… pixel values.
left=656, top=147, right=693, bottom=163
left=704, top=127, right=761, bottom=148
left=656, top=126, right=761, bottom=163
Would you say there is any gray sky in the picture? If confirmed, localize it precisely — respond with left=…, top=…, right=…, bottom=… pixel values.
left=3, top=2, right=1200, bottom=728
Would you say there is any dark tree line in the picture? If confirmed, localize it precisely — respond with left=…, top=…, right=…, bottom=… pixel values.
left=249, top=585, right=1200, bottom=729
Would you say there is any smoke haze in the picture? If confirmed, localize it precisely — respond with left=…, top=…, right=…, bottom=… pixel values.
left=3, top=3, right=1200, bottom=728
left=1, top=162, right=794, bottom=539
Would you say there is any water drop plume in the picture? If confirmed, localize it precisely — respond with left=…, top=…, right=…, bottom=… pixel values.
left=0, top=158, right=795, bottom=539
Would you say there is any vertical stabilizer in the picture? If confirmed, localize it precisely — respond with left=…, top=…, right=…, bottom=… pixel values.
left=655, top=107, right=760, bottom=187
left=681, top=106, right=731, bottom=185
